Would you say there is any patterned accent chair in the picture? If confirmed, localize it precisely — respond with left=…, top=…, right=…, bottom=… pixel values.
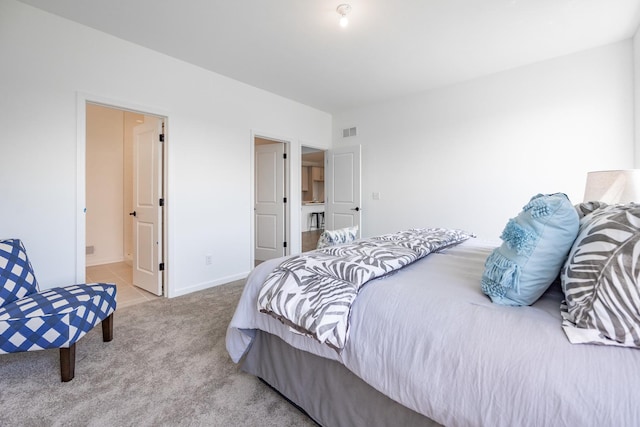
left=0, top=239, right=117, bottom=382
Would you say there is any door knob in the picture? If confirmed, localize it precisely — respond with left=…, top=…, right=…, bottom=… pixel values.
left=129, top=211, right=137, bottom=217
left=350, top=207, right=360, bottom=212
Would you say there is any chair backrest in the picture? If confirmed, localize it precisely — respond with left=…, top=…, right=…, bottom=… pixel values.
left=0, top=239, right=39, bottom=308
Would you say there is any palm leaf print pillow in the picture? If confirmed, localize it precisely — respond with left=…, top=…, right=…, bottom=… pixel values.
left=561, top=203, right=640, bottom=347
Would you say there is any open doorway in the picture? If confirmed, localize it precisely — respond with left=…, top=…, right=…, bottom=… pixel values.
left=85, top=103, right=165, bottom=307
left=301, top=146, right=326, bottom=252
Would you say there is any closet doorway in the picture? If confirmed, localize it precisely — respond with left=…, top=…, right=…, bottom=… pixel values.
left=301, top=146, right=326, bottom=252
left=85, top=103, right=165, bottom=306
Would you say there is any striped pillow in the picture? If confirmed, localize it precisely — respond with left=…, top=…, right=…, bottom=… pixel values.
left=561, top=203, right=640, bottom=347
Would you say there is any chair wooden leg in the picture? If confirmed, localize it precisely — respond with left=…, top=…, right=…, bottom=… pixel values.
left=58, top=314, right=112, bottom=382
left=60, top=344, right=76, bottom=382
left=102, top=313, right=114, bottom=342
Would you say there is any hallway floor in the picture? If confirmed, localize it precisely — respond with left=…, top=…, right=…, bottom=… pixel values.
left=302, top=229, right=323, bottom=252
left=86, top=262, right=162, bottom=308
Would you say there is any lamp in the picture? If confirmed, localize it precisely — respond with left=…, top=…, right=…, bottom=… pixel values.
left=583, top=169, right=640, bottom=204
left=336, top=4, right=351, bottom=27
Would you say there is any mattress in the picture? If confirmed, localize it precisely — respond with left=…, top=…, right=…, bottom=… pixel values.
left=227, top=238, right=640, bottom=426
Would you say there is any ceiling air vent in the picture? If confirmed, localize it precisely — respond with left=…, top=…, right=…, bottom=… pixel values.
left=342, top=127, right=357, bottom=138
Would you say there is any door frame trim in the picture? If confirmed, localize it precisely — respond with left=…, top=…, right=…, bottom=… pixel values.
left=76, top=92, right=170, bottom=295
left=250, top=131, right=293, bottom=267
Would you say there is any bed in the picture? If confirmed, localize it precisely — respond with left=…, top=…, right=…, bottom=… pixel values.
left=226, top=196, right=640, bottom=427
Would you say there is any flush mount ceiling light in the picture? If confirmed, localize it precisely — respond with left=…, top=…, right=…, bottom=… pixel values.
left=336, top=4, right=352, bottom=28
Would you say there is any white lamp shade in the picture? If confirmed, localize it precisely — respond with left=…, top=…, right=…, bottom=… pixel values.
left=583, top=169, right=640, bottom=204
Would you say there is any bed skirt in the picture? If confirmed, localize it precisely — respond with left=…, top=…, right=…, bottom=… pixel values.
left=241, top=330, right=440, bottom=427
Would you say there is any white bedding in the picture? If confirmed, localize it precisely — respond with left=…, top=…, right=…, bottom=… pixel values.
left=226, top=238, right=640, bottom=427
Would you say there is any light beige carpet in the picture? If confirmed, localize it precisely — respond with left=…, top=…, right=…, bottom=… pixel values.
left=0, top=280, right=316, bottom=427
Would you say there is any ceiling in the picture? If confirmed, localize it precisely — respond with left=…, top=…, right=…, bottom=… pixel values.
left=18, top=0, right=640, bottom=113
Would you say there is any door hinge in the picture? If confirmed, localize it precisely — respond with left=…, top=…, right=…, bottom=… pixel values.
left=159, top=134, right=165, bottom=142
left=283, top=153, right=287, bottom=159
left=159, top=262, right=165, bottom=271
left=283, top=241, right=287, bottom=248
left=159, top=198, right=164, bottom=206
left=283, top=197, right=287, bottom=203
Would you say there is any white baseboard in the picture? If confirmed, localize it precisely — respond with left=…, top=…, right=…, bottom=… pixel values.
left=168, top=271, right=249, bottom=298
left=86, top=256, right=126, bottom=267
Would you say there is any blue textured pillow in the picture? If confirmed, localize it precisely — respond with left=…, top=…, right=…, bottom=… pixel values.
left=0, top=239, right=39, bottom=308
left=481, top=193, right=579, bottom=306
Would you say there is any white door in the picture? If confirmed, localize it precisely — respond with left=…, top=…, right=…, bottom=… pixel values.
left=326, top=145, right=361, bottom=234
left=131, top=116, right=163, bottom=295
left=255, top=143, right=286, bottom=261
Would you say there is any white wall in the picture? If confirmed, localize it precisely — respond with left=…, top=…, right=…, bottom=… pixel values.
left=86, top=104, right=125, bottom=266
left=333, top=41, right=635, bottom=239
left=0, top=0, right=331, bottom=295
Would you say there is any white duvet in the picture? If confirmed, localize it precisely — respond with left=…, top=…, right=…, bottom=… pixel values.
left=226, top=239, right=640, bottom=427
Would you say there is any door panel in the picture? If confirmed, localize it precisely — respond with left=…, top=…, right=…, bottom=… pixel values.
left=256, top=214, right=277, bottom=249
left=136, top=221, right=154, bottom=272
left=326, top=145, right=361, bottom=234
left=255, top=142, right=285, bottom=261
left=132, top=117, right=163, bottom=296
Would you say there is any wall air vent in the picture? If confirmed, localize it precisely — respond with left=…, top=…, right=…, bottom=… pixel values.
left=342, top=127, right=357, bottom=138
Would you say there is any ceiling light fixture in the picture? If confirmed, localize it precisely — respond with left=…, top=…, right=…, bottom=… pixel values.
left=336, top=4, right=352, bottom=28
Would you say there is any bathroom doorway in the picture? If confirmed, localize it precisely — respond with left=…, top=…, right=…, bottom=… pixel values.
left=85, top=103, right=165, bottom=305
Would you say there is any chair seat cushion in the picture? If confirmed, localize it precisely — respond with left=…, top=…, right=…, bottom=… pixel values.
left=0, top=283, right=116, bottom=353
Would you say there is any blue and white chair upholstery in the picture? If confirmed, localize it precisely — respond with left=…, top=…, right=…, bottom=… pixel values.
left=0, top=239, right=116, bottom=382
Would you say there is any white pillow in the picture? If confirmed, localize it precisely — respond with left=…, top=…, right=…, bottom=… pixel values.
left=316, top=226, right=359, bottom=249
